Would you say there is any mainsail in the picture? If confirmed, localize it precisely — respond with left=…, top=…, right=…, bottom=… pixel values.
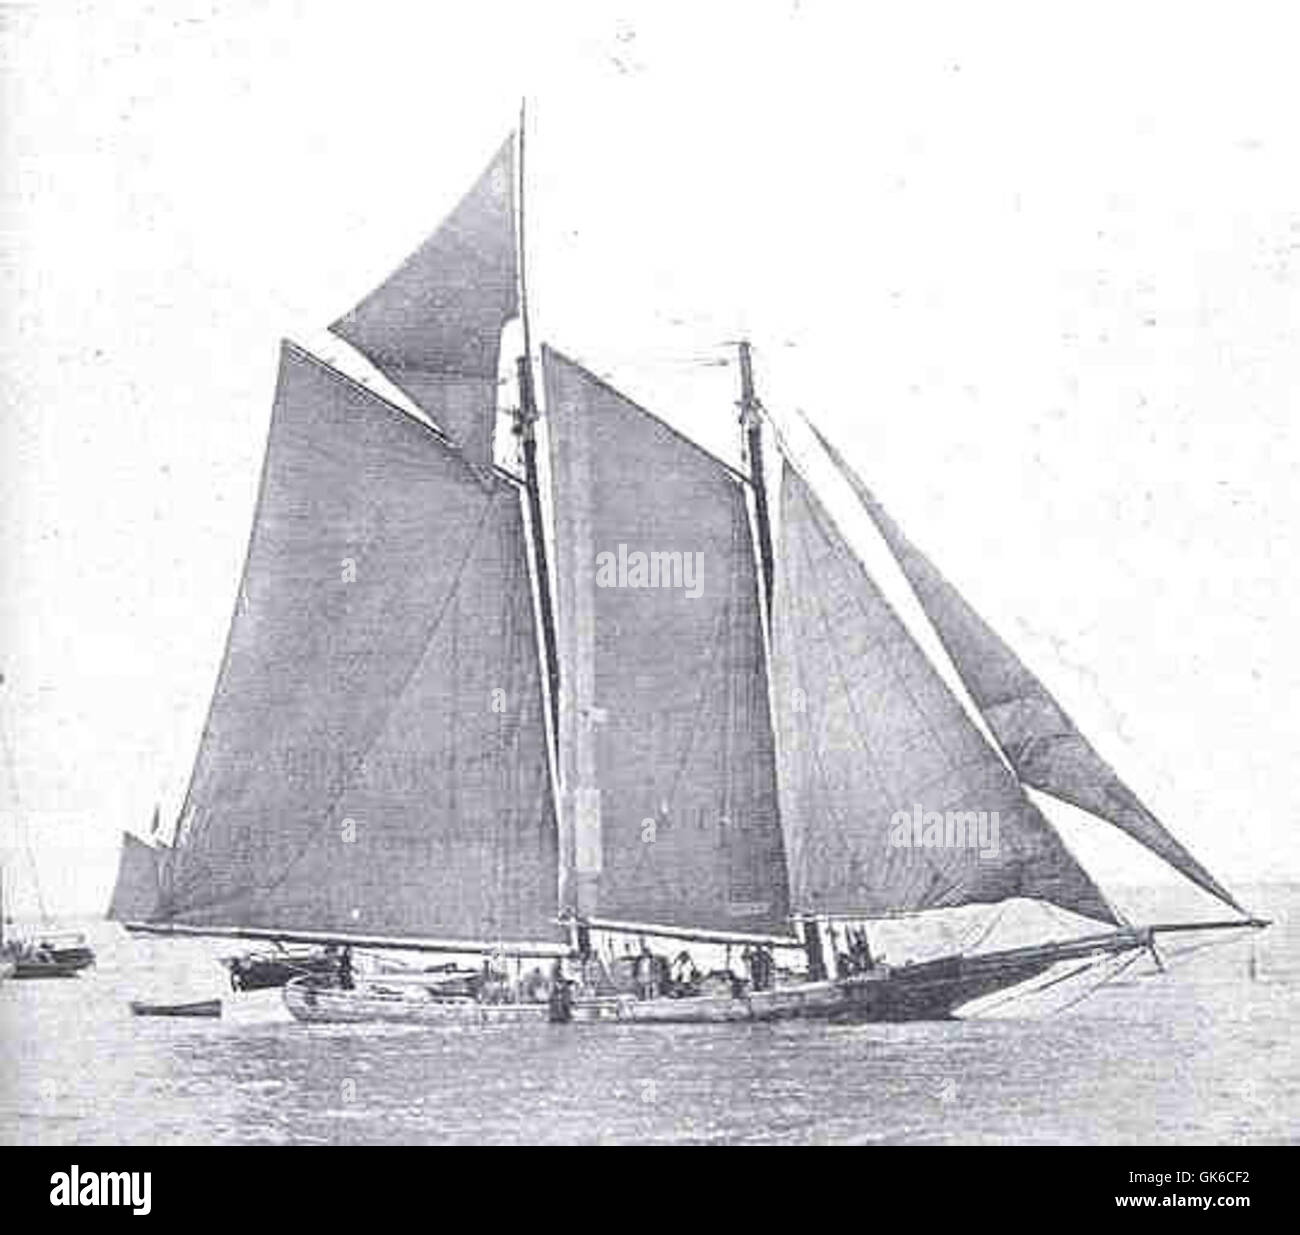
left=330, top=137, right=518, bottom=463
left=156, top=342, right=561, bottom=946
left=770, top=462, right=1117, bottom=925
left=805, top=420, right=1243, bottom=915
left=543, top=348, right=792, bottom=936
left=106, top=833, right=163, bottom=923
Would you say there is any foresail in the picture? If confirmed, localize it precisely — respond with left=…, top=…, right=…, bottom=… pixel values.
left=544, top=348, right=792, bottom=937
left=106, top=833, right=163, bottom=922
left=162, top=343, right=562, bottom=945
left=807, top=420, right=1243, bottom=915
left=330, top=136, right=518, bottom=463
left=771, top=463, right=1117, bottom=924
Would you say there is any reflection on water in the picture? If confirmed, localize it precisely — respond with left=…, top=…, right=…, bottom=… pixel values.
left=2, top=886, right=1297, bottom=1144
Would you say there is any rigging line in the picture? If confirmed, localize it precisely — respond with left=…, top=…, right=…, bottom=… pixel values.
left=1158, top=930, right=1254, bottom=972
left=972, top=960, right=1102, bottom=1016
left=1047, top=947, right=1144, bottom=1017
left=167, top=486, right=506, bottom=919
left=517, top=101, right=533, bottom=371
left=959, top=902, right=1008, bottom=955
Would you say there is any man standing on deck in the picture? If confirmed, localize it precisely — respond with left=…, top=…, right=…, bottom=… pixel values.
left=337, top=946, right=354, bottom=991
left=635, top=942, right=660, bottom=1000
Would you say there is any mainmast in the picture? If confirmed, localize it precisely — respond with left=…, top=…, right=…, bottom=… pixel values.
left=738, top=342, right=776, bottom=620
left=735, top=345, right=827, bottom=978
left=514, top=103, right=561, bottom=746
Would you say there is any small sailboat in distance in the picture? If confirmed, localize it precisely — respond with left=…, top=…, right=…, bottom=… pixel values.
left=1, top=674, right=95, bottom=979
left=113, top=111, right=1267, bottom=1025
left=0, top=866, right=15, bottom=984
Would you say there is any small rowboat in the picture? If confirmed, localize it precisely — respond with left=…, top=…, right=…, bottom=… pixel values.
left=283, top=976, right=556, bottom=1025
left=129, top=999, right=222, bottom=1018
left=8, top=933, right=96, bottom=978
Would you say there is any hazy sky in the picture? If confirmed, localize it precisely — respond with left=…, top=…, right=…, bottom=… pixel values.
left=2, top=1, right=1297, bottom=917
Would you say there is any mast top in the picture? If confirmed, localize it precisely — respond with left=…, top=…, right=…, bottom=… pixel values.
left=737, top=340, right=762, bottom=429
left=517, top=99, right=534, bottom=374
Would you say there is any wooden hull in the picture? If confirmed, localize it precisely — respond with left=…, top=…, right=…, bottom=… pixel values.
left=281, top=935, right=1142, bottom=1027
left=281, top=957, right=1064, bottom=1027
left=130, top=999, right=222, bottom=1018
left=568, top=960, right=1057, bottom=1023
left=223, top=950, right=337, bottom=991
left=11, top=946, right=96, bottom=979
left=282, top=977, right=557, bottom=1025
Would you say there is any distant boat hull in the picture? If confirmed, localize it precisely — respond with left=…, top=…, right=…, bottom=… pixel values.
left=222, top=948, right=338, bottom=991
left=10, top=943, right=96, bottom=979
left=130, top=999, right=222, bottom=1018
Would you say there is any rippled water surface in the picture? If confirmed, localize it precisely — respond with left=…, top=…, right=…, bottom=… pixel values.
left=3, top=886, right=1297, bottom=1144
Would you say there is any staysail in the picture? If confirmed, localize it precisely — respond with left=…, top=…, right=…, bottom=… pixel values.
left=805, top=420, right=1243, bottom=915
left=106, top=833, right=163, bottom=923
left=156, top=342, right=561, bottom=946
left=771, top=462, right=1117, bottom=924
left=330, top=137, right=518, bottom=463
left=543, top=348, right=792, bottom=937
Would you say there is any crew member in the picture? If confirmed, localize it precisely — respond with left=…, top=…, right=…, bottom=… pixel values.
left=337, top=946, right=354, bottom=991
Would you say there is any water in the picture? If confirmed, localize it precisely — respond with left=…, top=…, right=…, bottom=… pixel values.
left=3, top=885, right=1297, bottom=1144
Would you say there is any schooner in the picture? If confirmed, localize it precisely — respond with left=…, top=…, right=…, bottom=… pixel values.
left=109, top=119, right=1266, bottom=1024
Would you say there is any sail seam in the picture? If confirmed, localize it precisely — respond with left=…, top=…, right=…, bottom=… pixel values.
left=166, top=484, right=509, bottom=924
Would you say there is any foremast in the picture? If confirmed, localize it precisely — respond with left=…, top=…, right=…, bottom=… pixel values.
left=513, top=104, right=561, bottom=752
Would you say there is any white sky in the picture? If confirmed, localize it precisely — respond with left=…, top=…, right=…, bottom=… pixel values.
left=1, top=1, right=1297, bottom=917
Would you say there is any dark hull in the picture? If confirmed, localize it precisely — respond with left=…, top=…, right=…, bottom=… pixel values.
left=223, top=951, right=339, bottom=991
left=831, top=954, right=1062, bottom=1021
left=568, top=960, right=1060, bottom=1024
left=130, top=999, right=222, bottom=1018
left=11, top=946, right=96, bottom=979
left=570, top=933, right=1143, bottom=1023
